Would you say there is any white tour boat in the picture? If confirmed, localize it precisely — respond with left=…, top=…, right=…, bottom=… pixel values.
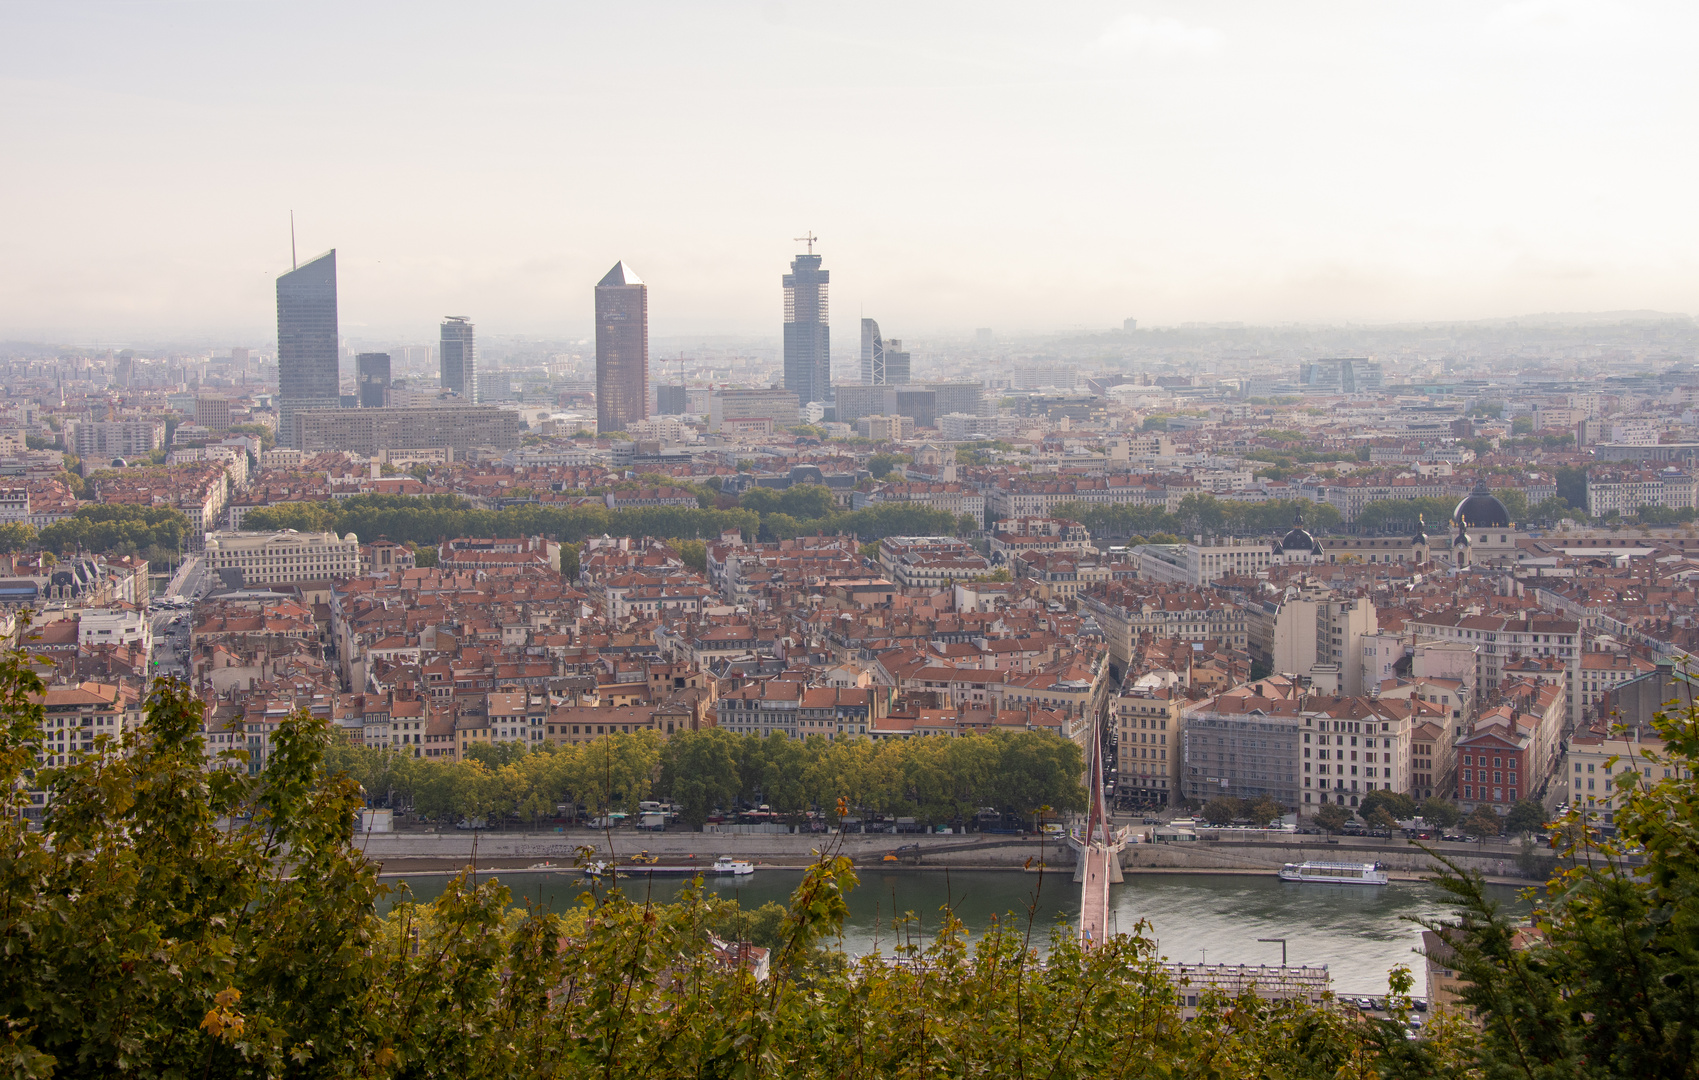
left=1278, top=860, right=1389, bottom=885
left=713, top=856, right=755, bottom=876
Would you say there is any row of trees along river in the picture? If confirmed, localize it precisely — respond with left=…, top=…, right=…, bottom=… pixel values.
left=324, top=727, right=1087, bottom=830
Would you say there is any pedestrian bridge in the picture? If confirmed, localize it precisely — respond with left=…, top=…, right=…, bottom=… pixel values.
left=1070, top=710, right=1127, bottom=950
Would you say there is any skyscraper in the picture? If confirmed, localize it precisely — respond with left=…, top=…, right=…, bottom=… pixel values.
left=276, top=249, right=340, bottom=449
left=783, top=245, right=829, bottom=406
left=860, top=318, right=884, bottom=384
left=356, top=352, right=391, bottom=408
left=860, top=318, right=910, bottom=385
left=440, top=316, right=476, bottom=401
left=595, top=261, right=648, bottom=433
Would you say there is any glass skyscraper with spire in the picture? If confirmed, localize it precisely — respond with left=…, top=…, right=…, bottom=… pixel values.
left=275, top=249, right=340, bottom=449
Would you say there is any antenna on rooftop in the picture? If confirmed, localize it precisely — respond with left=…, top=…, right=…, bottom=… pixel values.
left=290, top=210, right=297, bottom=270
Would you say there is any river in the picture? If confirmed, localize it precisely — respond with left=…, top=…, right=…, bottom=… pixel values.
left=385, top=867, right=1529, bottom=996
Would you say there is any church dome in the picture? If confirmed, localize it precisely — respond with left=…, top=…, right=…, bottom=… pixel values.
left=1412, top=513, right=1428, bottom=545
left=1453, top=479, right=1511, bottom=529
left=1280, top=509, right=1316, bottom=552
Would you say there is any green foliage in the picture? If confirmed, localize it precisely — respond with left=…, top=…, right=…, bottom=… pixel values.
left=0, top=522, right=36, bottom=554
left=672, top=538, right=707, bottom=573
left=1511, top=416, right=1534, bottom=435
left=1407, top=698, right=1699, bottom=1079
left=1053, top=496, right=1340, bottom=540
left=412, top=543, right=438, bottom=568
left=1201, top=796, right=1241, bottom=824
left=1492, top=487, right=1530, bottom=524
left=1634, top=504, right=1698, bottom=526
left=867, top=453, right=908, bottom=479
left=240, top=491, right=952, bottom=549
left=1354, top=496, right=1458, bottom=533
left=1555, top=465, right=1589, bottom=510
left=1502, top=798, right=1546, bottom=836
left=35, top=504, right=190, bottom=556
left=226, top=423, right=276, bottom=451
left=1464, top=804, right=1502, bottom=838
left=1420, top=797, right=1460, bottom=828
left=1359, top=789, right=1417, bottom=822
left=1313, top=802, right=1351, bottom=833
left=23, top=434, right=53, bottom=451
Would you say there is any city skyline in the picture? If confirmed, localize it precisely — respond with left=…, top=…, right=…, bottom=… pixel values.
left=4, top=3, right=1697, bottom=341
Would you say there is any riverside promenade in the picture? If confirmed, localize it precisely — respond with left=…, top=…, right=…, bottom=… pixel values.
left=354, top=826, right=1550, bottom=882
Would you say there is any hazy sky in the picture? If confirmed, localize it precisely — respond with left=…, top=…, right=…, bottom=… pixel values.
left=2, top=1, right=1696, bottom=343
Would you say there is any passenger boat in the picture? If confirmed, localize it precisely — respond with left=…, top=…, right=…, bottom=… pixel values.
left=1277, top=860, right=1389, bottom=885
left=586, top=856, right=755, bottom=877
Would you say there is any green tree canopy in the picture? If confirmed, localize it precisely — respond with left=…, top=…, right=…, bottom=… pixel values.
left=35, top=504, right=190, bottom=556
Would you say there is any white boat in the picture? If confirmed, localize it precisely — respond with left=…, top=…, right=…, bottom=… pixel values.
left=585, top=856, right=756, bottom=877
left=1278, top=860, right=1389, bottom=885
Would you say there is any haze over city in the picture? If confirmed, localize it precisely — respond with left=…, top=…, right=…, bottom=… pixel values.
left=4, top=0, right=1698, bottom=343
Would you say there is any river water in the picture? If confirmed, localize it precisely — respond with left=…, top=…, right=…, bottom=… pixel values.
left=386, top=867, right=1530, bottom=996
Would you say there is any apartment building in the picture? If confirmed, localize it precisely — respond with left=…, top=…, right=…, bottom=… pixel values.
left=66, top=418, right=167, bottom=460
left=1585, top=467, right=1698, bottom=517
left=1404, top=611, right=1582, bottom=727
left=1114, top=688, right=1181, bottom=806
left=291, top=405, right=521, bottom=457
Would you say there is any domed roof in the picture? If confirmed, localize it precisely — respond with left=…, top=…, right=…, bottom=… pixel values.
left=1453, top=479, right=1511, bottom=529
left=1412, top=513, right=1428, bottom=544
left=1280, top=509, right=1316, bottom=552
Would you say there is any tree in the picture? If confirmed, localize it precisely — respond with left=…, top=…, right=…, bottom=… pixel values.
left=1492, top=487, right=1530, bottom=524
left=1313, top=803, right=1350, bottom=833
left=1420, top=796, right=1460, bottom=828
left=1201, top=796, right=1243, bottom=825
left=1359, top=789, right=1416, bottom=823
left=1464, top=803, right=1502, bottom=838
left=1364, top=806, right=1399, bottom=833
left=1555, top=465, right=1589, bottom=510
left=659, top=728, right=741, bottom=828
left=867, top=453, right=908, bottom=479
left=1243, top=796, right=1284, bottom=828
left=1502, top=798, right=1546, bottom=836
left=0, top=522, right=36, bottom=554
left=1408, top=699, right=1699, bottom=1079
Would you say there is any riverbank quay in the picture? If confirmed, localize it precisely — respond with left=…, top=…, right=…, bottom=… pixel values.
left=357, top=827, right=1559, bottom=884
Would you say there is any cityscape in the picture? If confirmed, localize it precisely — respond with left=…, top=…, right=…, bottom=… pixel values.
left=2, top=4, right=1696, bottom=1077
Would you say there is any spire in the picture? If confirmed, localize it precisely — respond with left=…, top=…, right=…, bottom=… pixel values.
left=598, top=261, right=642, bottom=287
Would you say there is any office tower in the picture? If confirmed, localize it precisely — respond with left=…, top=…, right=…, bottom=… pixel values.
left=861, top=318, right=885, bottom=384
left=440, top=316, right=477, bottom=401
left=783, top=246, right=829, bottom=405
left=883, top=339, right=911, bottom=385
left=595, top=261, right=648, bottom=433
left=860, top=319, right=909, bottom=386
left=230, top=346, right=250, bottom=377
left=656, top=384, right=688, bottom=415
left=276, top=249, right=340, bottom=448
left=113, top=354, right=135, bottom=389
left=356, top=352, right=391, bottom=408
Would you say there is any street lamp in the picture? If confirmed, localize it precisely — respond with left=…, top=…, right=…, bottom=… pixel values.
left=1258, top=937, right=1288, bottom=966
